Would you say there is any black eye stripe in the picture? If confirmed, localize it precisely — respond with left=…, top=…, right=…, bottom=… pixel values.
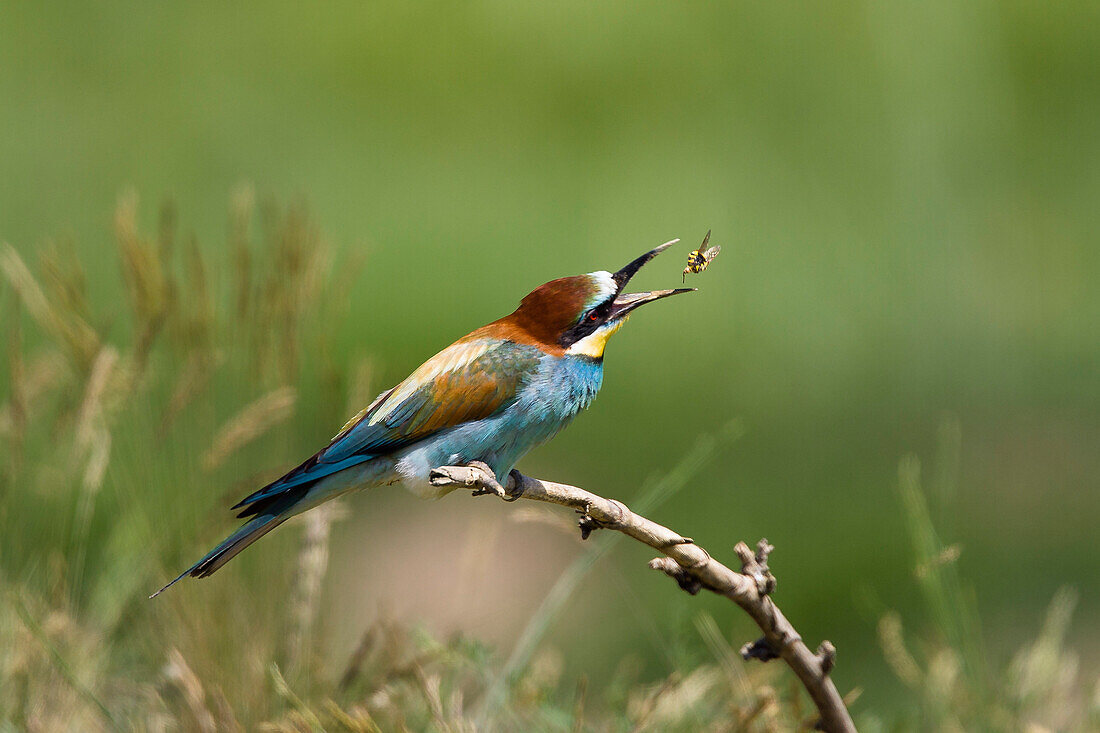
left=560, top=302, right=612, bottom=347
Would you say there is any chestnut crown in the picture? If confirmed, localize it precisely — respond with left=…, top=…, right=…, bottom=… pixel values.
left=490, top=241, right=693, bottom=355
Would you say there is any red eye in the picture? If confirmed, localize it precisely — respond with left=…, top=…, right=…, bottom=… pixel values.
left=588, top=313, right=599, bottom=321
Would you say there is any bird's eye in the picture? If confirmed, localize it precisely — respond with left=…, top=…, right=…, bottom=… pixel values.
left=588, top=312, right=599, bottom=322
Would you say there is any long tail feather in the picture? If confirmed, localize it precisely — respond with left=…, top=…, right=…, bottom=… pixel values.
left=152, top=466, right=359, bottom=598
left=150, top=511, right=286, bottom=598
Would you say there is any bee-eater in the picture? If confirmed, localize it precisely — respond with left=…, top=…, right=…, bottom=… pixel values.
left=154, top=240, right=691, bottom=596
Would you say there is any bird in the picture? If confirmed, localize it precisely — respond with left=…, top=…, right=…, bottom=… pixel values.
left=153, top=240, right=692, bottom=596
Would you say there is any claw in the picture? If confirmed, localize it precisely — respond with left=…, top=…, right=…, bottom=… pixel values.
left=467, top=461, right=507, bottom=498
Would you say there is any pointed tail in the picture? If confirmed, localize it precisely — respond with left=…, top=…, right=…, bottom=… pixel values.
left=150, top=508, right=289, bottom=598
left=152, top=463, right=354, bottom=597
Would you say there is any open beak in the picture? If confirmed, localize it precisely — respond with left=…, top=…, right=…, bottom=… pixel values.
left=608, top=239, right=695, bottom=321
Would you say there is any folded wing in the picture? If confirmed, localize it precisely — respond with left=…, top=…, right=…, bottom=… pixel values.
left=232, top=338, right=542, bottom=517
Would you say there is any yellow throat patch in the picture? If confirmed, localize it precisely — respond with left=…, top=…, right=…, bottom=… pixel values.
left=566, top=318, right=627, bottom=358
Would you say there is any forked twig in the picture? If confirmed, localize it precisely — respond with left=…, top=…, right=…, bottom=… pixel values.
left=429, top=464, right=856, bottom=733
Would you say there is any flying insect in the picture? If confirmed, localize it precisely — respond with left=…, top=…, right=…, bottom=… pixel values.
left=683, top=230, right=721, bottom=282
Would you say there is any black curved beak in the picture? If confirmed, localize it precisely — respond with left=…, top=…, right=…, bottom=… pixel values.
left=609, top=239, right=695, bottom=321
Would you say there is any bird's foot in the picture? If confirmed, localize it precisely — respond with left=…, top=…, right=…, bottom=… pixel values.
left=466, top=461, right=507, bottom=498
left=429, top=463, right=523, bottom=501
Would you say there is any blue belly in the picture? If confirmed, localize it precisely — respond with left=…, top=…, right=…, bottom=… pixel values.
left=394, top=355, right=604, bottom=495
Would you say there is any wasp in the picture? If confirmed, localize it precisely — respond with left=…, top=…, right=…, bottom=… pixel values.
left=683, top=230, right=721, bottom=282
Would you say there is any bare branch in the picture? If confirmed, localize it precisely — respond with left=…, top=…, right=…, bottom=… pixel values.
left=429, top=464, right=857, bottom=733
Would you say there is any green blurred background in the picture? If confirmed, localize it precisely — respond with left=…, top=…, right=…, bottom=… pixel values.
left=3, top=0, right=1098, bottom=721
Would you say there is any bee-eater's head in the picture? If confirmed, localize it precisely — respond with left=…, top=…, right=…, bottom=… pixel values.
left=505, top=240, right=693, bottom=358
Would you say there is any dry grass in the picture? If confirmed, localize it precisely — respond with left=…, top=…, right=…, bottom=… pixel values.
left=872, top=442, right=1100, bottom=732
